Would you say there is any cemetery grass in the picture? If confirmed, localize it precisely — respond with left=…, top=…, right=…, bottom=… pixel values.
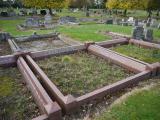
left=0, top=67, right=40, bottom=119
left=0, top=19, right=53, bottom=37
left=112, top=44, right=160, bottom=63
left=37, top=52, right=133, bottom=97
left=57, top=24, right=160, bottom=42
left=95, top=79, right=160, bottom=120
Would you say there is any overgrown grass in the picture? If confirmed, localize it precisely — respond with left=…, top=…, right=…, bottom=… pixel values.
left=96, top=83, right=160, bottom=120
left=0, top=19, right=53, bottom=37
left=0, top=67, right=39, bottom=119
left=112, top=44, right=160, bottom=63
left=0, top=41, right=11, bottom=56
left=37, top=52, right=132, bottom=97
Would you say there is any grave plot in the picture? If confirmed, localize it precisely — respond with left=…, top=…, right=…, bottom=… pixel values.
left=16, top=38, right=69, bottom=52
left=0, top=67, right=40, bottom=119
left=111, top=43, right=160, bottom=64
left=25, top=40, right=158, bottom=114
left=37, top=52, right=133, bottom=97
left=0, top=42, right=11, bottom=56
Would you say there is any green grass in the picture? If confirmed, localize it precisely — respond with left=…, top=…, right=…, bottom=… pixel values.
left=112, top=44, right=160, bottom=63
left=96, top=83, right=160, bottom=120
left=0, top=19, right=53, bottom=37
left=0, top=67, right=39, bottom=119
left=37, top=52, right=132, bottom=97
left=57, top=24, right=160, bottom=42
left=57, top=24, right=131, bottom=42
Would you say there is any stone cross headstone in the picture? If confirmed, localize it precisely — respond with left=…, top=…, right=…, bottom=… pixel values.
left=144, top=29, right=153, bottom=41
left=132, top=26, right=144, bottom=40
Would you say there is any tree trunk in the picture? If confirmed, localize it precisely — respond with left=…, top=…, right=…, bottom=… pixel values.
left=49, top=8, right=52, bottom=15
left=147, top=9, right=152, bottom=18
left=156, top=9, right=160, bottom=16
left=123, top=9, right=127, bottom=16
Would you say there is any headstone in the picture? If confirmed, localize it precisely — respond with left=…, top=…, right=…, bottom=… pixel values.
left=25, top=18, right=40, bottom=27
left=128, top=17, right=134, bottom=22
left=150, top=19, right=157, bottom=28
left=44, top=11, right=53, bottom=28
left=122, top=22, right=128, bottom=26
left=86, top=11, right=90, bottom=17
left=146, top=18, right=152, bottom=27
left=19, top=9, right=27, bottom=16
left=0, top=33, right=11, bottom=41
left=121, top=18, right=128, bottom=26
left=105, top=19, right=113, bottom=24
left=132, top=26, right=144, bottom=40
left=144, top=29, right=153, bottom=41
left=114, top=18, right=121, bottom=25
left=158, top=23, right=160, bottom=29
left=134, top=19, right=138, bottom=26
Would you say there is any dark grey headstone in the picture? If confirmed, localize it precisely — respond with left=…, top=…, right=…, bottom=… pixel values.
left=144, top=29, right=153, bottom=41
left=0, top=33, right=11, bottom=41
left=132, top=26, right=144, bottom=40
left=134, top=19, right=138, bottom=26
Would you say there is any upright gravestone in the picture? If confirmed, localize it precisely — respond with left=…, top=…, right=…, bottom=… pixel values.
left=44, top=11, right=53, bottom=28
left=158, top=23, right=160, bottom=29
left=144, top=29, right=153, bottom=41
left=146, top=18, right=152, bottom=27
left=0, top=32, right=11, bottom=41
left=150, top=19, right=157, bottom=28
left=114, top=18, right=121, bottom=25
left=122, top=18, right=128, bottom=26
left=134, top=19, right=138, bottom=26
left=132, top=26, right=144, bottom=40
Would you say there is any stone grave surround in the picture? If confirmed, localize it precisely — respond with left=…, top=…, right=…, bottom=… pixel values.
left=132, top=26, right=153, bottom=41
left=59, top=16, right=78, bottom=25
left=25, top=17, right=41, bottom=27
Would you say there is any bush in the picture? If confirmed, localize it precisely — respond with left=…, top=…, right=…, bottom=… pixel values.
left=1, top=11, right=8, bottom=17
left=40, top=10, right=46, bottom=15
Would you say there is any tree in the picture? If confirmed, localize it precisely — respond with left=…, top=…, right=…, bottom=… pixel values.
left=23, top=0, right=69, bottom=14
left=69, top=0, right=94, bottom=10
left=106, top=0, right=160, bottom=17
left=144, top=0, right=160, bottom=17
